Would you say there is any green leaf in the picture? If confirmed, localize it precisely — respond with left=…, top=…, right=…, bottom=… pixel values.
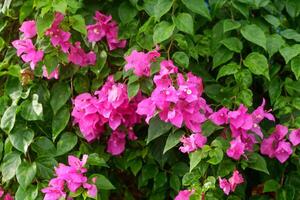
left=207, top=148, right=223, bottom=165
left=87, top=153, right=108, bottom=167
left=241, top=24, right=266, bottom=50
left=129, top=159, right=142, bottom=176
left=147, top=116, right=172, bottom=143
left=5, top=77, right=22, bottom=100
left=291, top=56, right=300, bottom=80
left=1, top=151, right=21, bottom=182
left=16, top=161, right=36, bottom=189
left=94, top=174, right=115, bottom=190
left=20, top=94, right=43, bottom=121
left=73, top=74, right=90, bottom=93
left=174, top=13, right=194, bottom=35
left=247, top=153, right=269, bottom=175
left=32, top=137, right=56, bottom=156
left=172, top=51, right=189, bottom=68
left=221, top=37, right=243, bottom=53
left=266, top=34, right=285, bottom=57
left=263, top=15, right=280, bottom=28
left=189, top=148, right=209, bottom=172
left=153, top=21, right=175, bottom=44
left=36, top=12, right=54, bottom=37
left=213, top=47, right=234, bottom=68
left=142, top=164, right=159, bottom=181
left=56, top=132, right=78, bottom=156
left=163, top=129, right=185, bottom=154
left=217, top=62, right=240, bottom=80
left=15, top=185, right=38, bottom=200
left=223, top=19, right=241, bottom=33
left=127, top=81, right=140, bottom=98
left=19, top=0, right=33, bottom=22
left=217, top=159, right=235, bottom=176
left=52, top=106, right=70, bottom=141
left=170, top=174, right=180, bottom=191
left=154, top=172, right=167, bottom=190
left=9, top=126, right=34, bottom=154
left=243, top=52, right=270, bottom=80
left=264, top=179, right=280, bottom=193
left=201, top=120, right=223, bottom=137
left=0, top=105, right=17, bottom=134
left=181, top=0, right=211, bottom=20
left=50, top=81, right=71, bottom=114
left=202, top=176, right=216, bottom=192
left=52, top=0, right=68, bottom=14
left=279, top=44, right=300, bottom=64
left=44, top=54, right=59, bottom=75
left=281, top=29, right=300, bottom=42
left=69, top=15, right=87, bottom=35
left=36, top=156, right=57, bottom=179
left=236, top=88, right=253, bottom=107
left=118, top=1, right=138, bottom=24
left=154, top=0, right=173, bottom=20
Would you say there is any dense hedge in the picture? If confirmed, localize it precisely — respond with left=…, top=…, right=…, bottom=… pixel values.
left=1, top=0, right=300, bottom=199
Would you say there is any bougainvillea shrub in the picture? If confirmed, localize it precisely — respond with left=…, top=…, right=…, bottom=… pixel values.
left=1, top=0, right=300, bottom=199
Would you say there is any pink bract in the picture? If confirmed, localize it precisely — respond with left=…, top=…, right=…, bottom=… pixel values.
left=19, top=20, right=37, bottom=39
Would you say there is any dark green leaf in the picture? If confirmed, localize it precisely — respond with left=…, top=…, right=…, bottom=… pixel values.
left=20, top=94, right=43, bottom=121
left=247, top=153, right=269, bottom=175
left=181, top=0, right=211, bottom=20
left=291, top=56, right=300, bottom=80
left=16, top=161, right=36, bottom=189
left=243, top=52, right=270, bottom=80
left=127, top=81, right=140, bottom=98
left=9, top=126, right=34, bottom=154
left=118, top=1, right=138, bottom=24
left=213, top=47, right=234, bottom=68
left=0, top=105, right=17, bottom=134
left=32, top=137, right=56, bottom=156
left=1, top=151, right=21, bottom=182
left=174, top=13, right=194, bottom=35
left=263, top=179, right=280, bottom=193
left=56, top=132, right=78, bottom=156
left=163, top=129, right=185, bottom=154
left=94, top=174, right=115, bottom=190
left=69, top=15, right=87, bottom=35
left=50, top=81, right=71, bottom=114
left=267, top=34, right=285, bottom=57
left=281, top=29, right=300, bottom=42
left=147, top=116, right=172, bottom=143
left=241, top=24, right=266, bottom=50
left=221, top=37, right=243, bottom=53
left=36, top=12, right=54, bottom=37
left=223, top=19, right=241, bottom=33
left=153, top=21, right=175, bottom=44
left=217, top=62, right=240, bottom=80
left=172, top=51, right=189, bottom=68
left=52, top=106, right=70, bottom=141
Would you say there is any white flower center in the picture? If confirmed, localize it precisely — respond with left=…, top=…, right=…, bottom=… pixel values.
left=186, top=89, right=192, bottom=95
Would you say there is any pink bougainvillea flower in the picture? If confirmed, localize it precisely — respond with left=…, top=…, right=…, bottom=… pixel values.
left=68, top=42, right=96, bottom=67
left=87, top=23, right=106, bottom=42
left=228, top=170, right=244, bottom=191
left=260, top=124, right=292, bottom=163
left=19, top=20, right=37, bottom=39
left=174, top=189, right=194, bottom=200
left=136, top=98, right=156, bottom=123
left=42, top=155, right=97, bottom=200
left=87, top=11, right=126, bottom=50
left=179, top=133, right=207, bottom=153
left=124, top=49, right=160, bottom=77
left=42, top=66, right=59, bottom=79
left=107, top=130, right=126, bottom=155
left=12, top=39, right=44, bottom=69
left=209, top=107, right=229, bottom=126
left=226, top=137, right=245, bottom=160
left=274, top=141, right=293, bottom=163
left=45, top=12, right=71, bottom=53
left=3, top=194, right=14, bottom=200
left=0, top=187, right=4, bottom=197
left=219, top=177, right=231, bottom=195
left=228, top=104, right=253, bottom=132
left=289, top=129, right=300, bottom=146
left=219, top=170, right=244, bottom=195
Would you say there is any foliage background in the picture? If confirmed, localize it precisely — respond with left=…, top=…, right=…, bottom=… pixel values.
left=1, top=0, right=300, bottom=199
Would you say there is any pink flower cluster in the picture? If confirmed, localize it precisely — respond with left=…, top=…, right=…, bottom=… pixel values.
left=209, top=99, right=275, bottom=160
left=42, top=155, right=97, bottom=200
left=12, top=21, right=43, bottom=70
left=87, top=11, right=126, bottom=50
left=179, top=133, right=207, bottom=153
left=174, top=189, right=194, bottom=200
left=72, top=76, right=142, bottom=155
left=0, top=187, right=14, bottom=200
left=219, top=170, right=244, bottom=195
left=136, top=58, right=212, bottom=134
left=124, top=48, right=160, bottom=77
left=45, top=12, right=96, bottom=67
left=260, top=125, right=294, bottom=163
left=12, top=11, right=126, bottom=81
